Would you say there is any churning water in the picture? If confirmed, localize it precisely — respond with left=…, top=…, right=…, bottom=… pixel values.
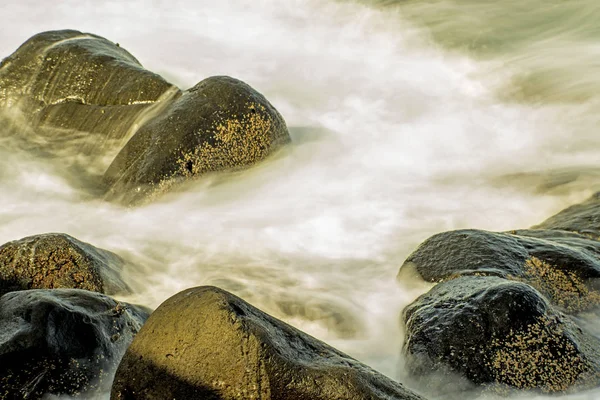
left=2, top=0, right=600, bottom=398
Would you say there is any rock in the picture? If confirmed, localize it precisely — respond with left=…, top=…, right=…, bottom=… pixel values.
left=111, top=286, right=424, bottom=400
left=0, top=29, right=173, bottom=108
left=533, top=192, right=600, bottom=239
left=1, top=31, right=290, bottom=201
left=103, top=76, right=291, bottom=205
left=0, top=29, right=179, bottom=173
left=397, top=192, right=600, bottom=393
left=398, top=229, right=527, bottom=281
left=398, top=229, right=600, bottom=312
left=402, top=276, right=600, bottom=393
left=0, top=233, right=132, bottom=297
left=0, top=289, right=150, bottom=398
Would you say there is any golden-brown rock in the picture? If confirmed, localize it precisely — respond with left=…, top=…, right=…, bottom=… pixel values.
left=0, top=233, right=131, bottom=297
left=111, top=286, right=424, bottom=400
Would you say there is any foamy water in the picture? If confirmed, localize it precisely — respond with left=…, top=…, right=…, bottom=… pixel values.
left=2, top=0, right=600, bottom=398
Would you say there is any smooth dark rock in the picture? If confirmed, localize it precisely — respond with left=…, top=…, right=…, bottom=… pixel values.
left=403, top=276, right=600, bottom=393
left=103, top=76, right=291, bottom=205
left=398, top=229, right=527, bottom=280
left=398, top=229, right=600, bottom=312
left=0, top=289, right=149, bottom=398
left=111, top=286, right=424, bottom=400
left=534, top=192, right=600, bottom=239
left=0, top=233, right=131, bottom=297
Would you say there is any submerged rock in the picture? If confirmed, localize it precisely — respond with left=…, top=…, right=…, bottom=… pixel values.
left=398, top=228, right=600, bottom=312
left=0, top=233, right=131, bottom=297
left=0, top=30, right=178, bottom=169
left=111, top=286, right=424, bottom=400
left=534, top=192, right=600, bottom=239
left=0, top=29, right=174, bottom=108
left=0, top=289, right=149, bottom=398
left=403, top=276, right=600, bottom=393
left=103, top=76, right=291, bottom=205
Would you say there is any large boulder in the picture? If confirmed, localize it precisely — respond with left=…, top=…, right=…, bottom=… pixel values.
left=111, top=286, right=424, bottom=400
left=398, top=229, right=600, bottom=312
left=397, top=191, right=600, bottom=394
left=533, top=192, right=600, bottom=239
left=402, top=276, right=600, bottom=393
left=0, top=29, right=179, bottom=172
left=0, top=233, right=131, bottom=297
left=1, top=31, right=291, bottom=202
left=0, top=289, right=150, bottom=398
left=103, top=76, right=291, bottom=205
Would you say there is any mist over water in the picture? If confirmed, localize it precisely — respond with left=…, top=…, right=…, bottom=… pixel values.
left=2, top=0, right=600, bottom=398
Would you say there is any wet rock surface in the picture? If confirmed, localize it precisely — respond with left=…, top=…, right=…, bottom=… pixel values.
left=398, top=194, right=600, bottom=394
left=103, top=76, right=291, bottom=205
left=0, top=29, right=173, bottom=108
left=0, top=233, right=132, bottom=297
left=398, top=228, right=600, bottom=313
left=111, top=286, right=424, bottom=400
left=0, top=29, right=178, bottom=171
left=0, top=289, right=149, bottom=399
left=534, top=192, right=600, bottom=239
left=403, top=276, right=600, bottom=393
left=1, top=30, right=291, bottom=203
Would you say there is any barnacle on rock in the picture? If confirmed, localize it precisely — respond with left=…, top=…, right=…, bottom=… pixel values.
left=176, top=103, right=273, bottom=177
left=518, top=257, right=600, bottom=312
left=490, top=318, right=591, bottom=392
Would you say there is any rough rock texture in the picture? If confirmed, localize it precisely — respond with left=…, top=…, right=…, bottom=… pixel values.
left=0, top=289, right=150, bottom=398
left=111, top=286, right=424, bottom=400
left=103, top=76, right=291, bottom=205
left=0, top=233, right=131, bottom=297
left=534, top=192, right=600, bottom=239
left=0, top=29, right=179, bottom=173
left=396, top=185, right=600, bottom=393
left=403, top=276, right=600, bottom=393
left=398, top=229, right=600, bottom=312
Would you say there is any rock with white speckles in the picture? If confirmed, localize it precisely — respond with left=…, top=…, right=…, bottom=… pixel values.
left=397, top=193, right=600, bottom=395
left=0, top=233, right=132, bottom=297
left=110, top=286, right=424, bottom=400
left=0, top=289, right=150, bottom=398
left=402, top=276, right=600, bottom=394
left=103, top=76, right=291, bottom=205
